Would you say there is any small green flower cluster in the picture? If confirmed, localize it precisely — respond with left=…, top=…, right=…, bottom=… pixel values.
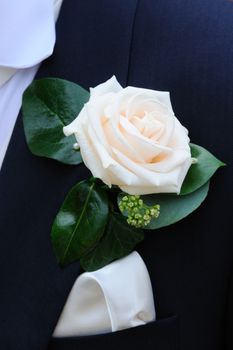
left=119, top=194, right=160, bottom=228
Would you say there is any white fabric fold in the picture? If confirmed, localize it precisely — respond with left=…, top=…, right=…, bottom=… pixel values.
left=0, top=0, right=64, bottom=170
left=0, top=67, right=17, bottom=86
left=53, top=0, right=64, bottom=21
left=0, top=66, right=39, bottom=168
left=0, top=0, right=55, bottom=68
left=53, top=252, right=155, bottom=337
left=0, top=0, right=63, bottom=86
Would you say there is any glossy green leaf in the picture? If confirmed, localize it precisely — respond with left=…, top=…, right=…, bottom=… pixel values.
left=80, top=212, right=144, bottom=271
left=51, top=179, right=108, bottom=266
left=143, top=181, right=209, bottom=229
left=180, top=143, right=225, bottom=195
left=22, top=78, right=89, bottom=164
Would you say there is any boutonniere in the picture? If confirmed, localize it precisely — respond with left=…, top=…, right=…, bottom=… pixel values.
left=22, top=76, right=225, bottom=271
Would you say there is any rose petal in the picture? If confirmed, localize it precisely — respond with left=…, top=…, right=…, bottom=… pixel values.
left=122, top=86, right=174, bottom=114
left=143, top=149, right=191, bottom=173
left=74, top=117, right=112, bottom=186
left=63, top=106, right=87, bottom=136
left=103, top=115, right=145, bottom=163
left=112, top=147, right=191, bottom=194
left=90, top=75, right=122, bottom=99
left=120, top=116, right=172, bottom=161
left=169, top=118, right=190, bottom=149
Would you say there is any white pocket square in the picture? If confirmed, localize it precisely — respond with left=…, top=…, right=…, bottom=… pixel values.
left=53, top=251, right=156, bottom=337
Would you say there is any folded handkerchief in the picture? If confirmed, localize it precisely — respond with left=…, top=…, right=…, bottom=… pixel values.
left=53, top=252, right=156, bottom=337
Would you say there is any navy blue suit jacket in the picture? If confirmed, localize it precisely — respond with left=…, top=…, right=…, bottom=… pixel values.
left=0, top=1, right=233, bottom=349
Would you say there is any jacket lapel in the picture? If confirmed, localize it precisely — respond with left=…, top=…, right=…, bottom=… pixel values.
left=0, top=1, right=138, bottom=349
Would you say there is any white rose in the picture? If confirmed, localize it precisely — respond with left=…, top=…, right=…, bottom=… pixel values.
left=64, top=76, right=192, bottom=195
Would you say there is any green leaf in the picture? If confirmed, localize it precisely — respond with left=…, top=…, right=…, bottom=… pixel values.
left=180, top=143, right=225, bottom=195
left=142, top=181, right=210, bottom=229
left=51, top=179, right=108, bottom=266
left=80, top=212, right=144, bottom=271
left=22, top=78, right=89, bottom=164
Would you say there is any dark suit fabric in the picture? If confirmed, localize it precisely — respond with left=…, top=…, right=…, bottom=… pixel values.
left=0, top=1, right=232, bottom=349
